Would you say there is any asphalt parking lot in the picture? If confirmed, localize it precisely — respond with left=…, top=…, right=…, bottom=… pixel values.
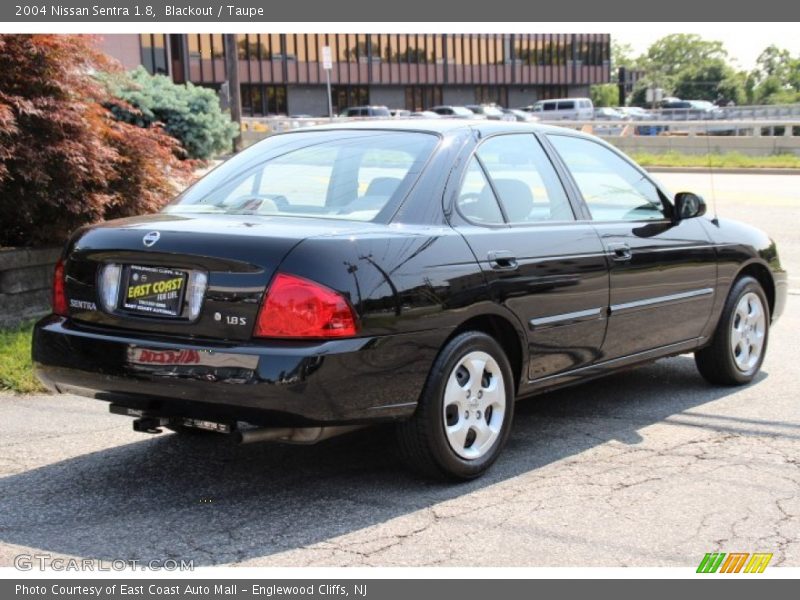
left=1, top=172, right=798, bottom=568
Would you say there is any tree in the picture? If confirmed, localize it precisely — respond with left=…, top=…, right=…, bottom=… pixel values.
left=644, top=34, right=728, bottom=80
left=0, top=34, right=191, bottom=247
left=673, top=60, right=746, bottom=104
left=611, top=41, right=637, bottom=71
left=590, top=83, right=618, bottom=107
left=749, top=45, right=800, bottom=104
left=103, top=67, right=239, bottom=160
left=628, top=34, right=750, bottom=106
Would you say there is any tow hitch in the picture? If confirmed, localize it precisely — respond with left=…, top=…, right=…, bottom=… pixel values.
left=110, top=404, right=234, bottom=435
left=132, top=416, right=167, bottom=434
left=109, top=404, right=363, bottom=444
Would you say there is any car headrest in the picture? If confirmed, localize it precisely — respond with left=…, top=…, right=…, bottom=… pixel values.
left=492, top=179, right=533, bottom=222
left=364, top=177, right=402, bottom=197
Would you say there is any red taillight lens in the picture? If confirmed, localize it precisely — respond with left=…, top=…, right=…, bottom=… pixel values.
left=52, top=259, right=68, bottom=316
left=254, top=273, right=358, bottom=339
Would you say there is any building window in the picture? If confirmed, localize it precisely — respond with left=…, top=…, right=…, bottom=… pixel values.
left=331, top=85, right=369, bottom=114
left=404, top=86, right=443, bottom=110
left=140, top=34, right=168, bottom=75
left=241, top=84, right=287, bottom=116
left=475, top=85, right=507, bottom=106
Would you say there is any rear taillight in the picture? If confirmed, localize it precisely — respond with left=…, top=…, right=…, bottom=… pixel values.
left=52, top=259, right=68, bottom=316
left=254, top=273, right=358, bottom=339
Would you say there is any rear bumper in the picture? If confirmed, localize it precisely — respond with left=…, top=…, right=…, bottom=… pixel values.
left=33, top=316, right=441, bottom=426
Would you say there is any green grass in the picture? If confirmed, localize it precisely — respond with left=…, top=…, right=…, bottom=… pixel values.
left=630, top=151, right=800, bottom=169
left=0, top=321, right=46, bottom=394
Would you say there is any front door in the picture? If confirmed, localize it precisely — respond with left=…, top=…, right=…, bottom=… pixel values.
left=449, top=133, right=609, bottom=380
left=547, top=133, right=717, bottom=360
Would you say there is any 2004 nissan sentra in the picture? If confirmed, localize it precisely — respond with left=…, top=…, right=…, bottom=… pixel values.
left=33, top=120, right=787, bottom=479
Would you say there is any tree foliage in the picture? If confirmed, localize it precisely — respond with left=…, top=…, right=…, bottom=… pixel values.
left=590, top=83, right=619, bottom=108
left=0, top=34, right=191, bottom=247
left=623, top=34, right=799, bottom=107
left=749, top=45, right=800, bottom=104
left=104, top=66, right=238, bottom=160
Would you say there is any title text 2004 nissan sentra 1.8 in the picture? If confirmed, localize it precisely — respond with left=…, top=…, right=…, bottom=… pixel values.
left=32, top=120, right=787, bottom=480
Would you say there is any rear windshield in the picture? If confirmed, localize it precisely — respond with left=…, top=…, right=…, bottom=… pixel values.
left=166, top=130, right=438, bottom=221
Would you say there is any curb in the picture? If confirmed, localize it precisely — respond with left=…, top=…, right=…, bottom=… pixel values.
left=645, top=166, right=800, bottom=175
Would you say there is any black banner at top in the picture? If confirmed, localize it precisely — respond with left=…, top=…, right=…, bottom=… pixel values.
left=2, top=0, right=800, bottom=22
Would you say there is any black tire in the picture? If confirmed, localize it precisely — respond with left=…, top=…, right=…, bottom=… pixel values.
left=695, top=276, right=770, bottom=386
left=395, top=331, right=515, bottom=480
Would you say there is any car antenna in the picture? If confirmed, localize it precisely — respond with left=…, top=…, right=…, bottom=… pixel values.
left=705, top=120, right=719, bottom=226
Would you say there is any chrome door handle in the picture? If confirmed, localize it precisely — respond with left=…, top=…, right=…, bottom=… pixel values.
left=487, top=251, right=518, bottom=271
left=607, top=242, right=632, bottom=261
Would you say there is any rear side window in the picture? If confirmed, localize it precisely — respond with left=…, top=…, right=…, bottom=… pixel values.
left=548, top=135, right=666, bottom=221
left=456, top=157, right=505, bottom=225
left=167, top=131, right=438, bottom=222
left=557, top=101, right=575, bottom=110
left=475, top=135, right=573, bottom=223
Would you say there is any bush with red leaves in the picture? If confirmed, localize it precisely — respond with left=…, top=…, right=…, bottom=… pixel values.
left=0, top=34, right=192, bottom=247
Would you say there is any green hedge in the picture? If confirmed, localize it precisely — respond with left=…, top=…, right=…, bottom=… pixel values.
left=106, top=67, right=239, bottom=160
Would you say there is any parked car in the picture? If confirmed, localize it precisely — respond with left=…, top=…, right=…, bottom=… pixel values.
left=617, top=106, right=654, bottom=120
left=593, top=107, right=627, bottom=121
left=431, top=105, right=480, bottom=119
left=660, top=99, right=722, bottom=120
left=502, top=108, right=539, bottom=122
left=34, top=120, right=787, bottom=481
left=390, top=109, right=411, bottom=118
left=524, top=97, right=594, bottom=120
left=409, top=110, right=442, bottom=118
left=342, top=105, right=391, bottom=118
left=465, top=104, right=514, bottom=121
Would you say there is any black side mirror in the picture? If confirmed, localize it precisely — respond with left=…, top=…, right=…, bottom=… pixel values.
left=674, top=192, right=707, bottom=220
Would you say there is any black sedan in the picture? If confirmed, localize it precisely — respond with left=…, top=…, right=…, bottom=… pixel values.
left=33, top=120, right=788, bottom=480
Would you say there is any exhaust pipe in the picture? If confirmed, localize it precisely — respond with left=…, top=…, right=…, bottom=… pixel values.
left=236, top=425, right=364, bottom=445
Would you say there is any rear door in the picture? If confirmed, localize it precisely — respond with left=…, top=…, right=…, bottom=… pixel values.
left=448, top=133, right=609, bottom=380
left=546, top=133, right=717, bottom=359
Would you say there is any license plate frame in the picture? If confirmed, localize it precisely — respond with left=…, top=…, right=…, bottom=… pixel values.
left=120, top=265, right=188, bottom=318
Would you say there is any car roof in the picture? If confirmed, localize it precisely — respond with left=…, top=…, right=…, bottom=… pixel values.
left=298, top=118, right=573, bottom=137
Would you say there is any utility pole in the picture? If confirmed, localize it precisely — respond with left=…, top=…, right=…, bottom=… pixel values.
left=223, top=34, right=243, bottom=153
left=321, top=45, right=334, bottom=120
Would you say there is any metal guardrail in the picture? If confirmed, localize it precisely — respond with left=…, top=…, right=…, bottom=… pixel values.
left=241, top=116, right=800, bottom=138
left=551, top=120, right=800, bottom=137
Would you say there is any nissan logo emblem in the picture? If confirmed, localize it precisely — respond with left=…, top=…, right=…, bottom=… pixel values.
left=142, top=231, right=161, bottom=247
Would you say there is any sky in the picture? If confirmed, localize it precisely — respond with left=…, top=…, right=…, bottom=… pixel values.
left=610, top=26, right=800, bottom=71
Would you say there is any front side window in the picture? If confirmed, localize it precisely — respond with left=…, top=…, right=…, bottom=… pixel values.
left=548, top=135, right=666, bottom=222
left=166, top=131, right=438, bottom=222
left=475, top=135, right=573, bottom=223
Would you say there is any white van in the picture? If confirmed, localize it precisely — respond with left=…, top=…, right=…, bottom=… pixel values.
left=526, top=98, right=594, bottom=120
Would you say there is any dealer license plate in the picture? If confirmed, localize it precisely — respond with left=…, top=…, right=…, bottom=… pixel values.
left=121, top=265, right=188, bottom=317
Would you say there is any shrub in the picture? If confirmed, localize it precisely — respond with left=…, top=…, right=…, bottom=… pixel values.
left=105, top=67, right=238, bottom=160
left=0, top=34, right=191, bottom=248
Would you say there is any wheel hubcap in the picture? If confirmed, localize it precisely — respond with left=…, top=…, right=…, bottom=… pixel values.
left=443, top=351, right=506, bottom=460
left=730, top=292, right=766, bottom=372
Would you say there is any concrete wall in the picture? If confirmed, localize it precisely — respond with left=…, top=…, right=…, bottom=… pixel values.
left=604, top=135, right=800, bottom=157
left=286, top=86, right=331, bottom=117
left=0, top=248, right=60, bottom=327
left=368, top=86, right=404, bottom=109
left=442, top=86, right=476, bottom=106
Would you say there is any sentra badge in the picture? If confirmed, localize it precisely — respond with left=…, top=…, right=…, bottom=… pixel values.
left=142, top=231, right=161, bottom=247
